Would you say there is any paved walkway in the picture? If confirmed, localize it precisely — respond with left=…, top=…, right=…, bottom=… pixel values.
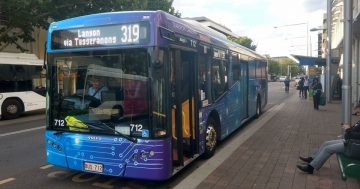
left=196, top=93, right=360, bottom=189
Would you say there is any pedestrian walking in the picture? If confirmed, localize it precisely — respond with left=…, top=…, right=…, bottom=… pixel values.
left=312, top=78, right=322, bottom=110
left=284, top=76, right=290, bottom=93
left=297, top=104, right=360, bottom=174
left=298, top=77, right=305, bottom=98
left=303, top=76, right=309, bottom=99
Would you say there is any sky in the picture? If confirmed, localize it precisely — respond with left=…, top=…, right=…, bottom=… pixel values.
left=172, top=0, right=326, bottom=57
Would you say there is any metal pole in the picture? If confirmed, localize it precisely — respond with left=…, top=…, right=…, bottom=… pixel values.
left=357, top=39, right=360, bottom=103
left=356, top=39, right=359, bottom=104
left=307, top=22, right=309, bottom=56
left=326, top=0, right=332, bottom=103
left=342, top=0, right=353, bottom=125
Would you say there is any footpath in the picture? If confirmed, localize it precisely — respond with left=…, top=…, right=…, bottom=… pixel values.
left=176, top=91, right=360, bottom=189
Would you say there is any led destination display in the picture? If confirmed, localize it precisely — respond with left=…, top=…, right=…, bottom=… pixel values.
left=51, top=22, right=149, bottom=49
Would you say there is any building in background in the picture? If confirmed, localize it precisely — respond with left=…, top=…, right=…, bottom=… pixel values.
left=0, top=27, right=46, bottom=64
left=321, top=0, right=360, bottom=104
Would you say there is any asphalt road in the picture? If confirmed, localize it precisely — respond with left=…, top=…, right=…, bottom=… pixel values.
left=0, top=81, right=296, bottom=189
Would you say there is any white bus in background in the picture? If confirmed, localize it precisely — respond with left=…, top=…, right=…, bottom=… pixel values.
left=0, top=53, right=46, bottom=120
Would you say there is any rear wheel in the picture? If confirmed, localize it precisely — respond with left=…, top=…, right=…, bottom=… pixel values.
left=2, top=99, right=23, bottom=120
left=203, top=118, right=217, bottom=158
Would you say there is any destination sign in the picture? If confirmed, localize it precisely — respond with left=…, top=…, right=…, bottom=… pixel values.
left=51, top=22, right=149, bottom=49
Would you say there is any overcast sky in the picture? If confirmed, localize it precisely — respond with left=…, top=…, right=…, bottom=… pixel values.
left=172, top=0, right=326, bottom=57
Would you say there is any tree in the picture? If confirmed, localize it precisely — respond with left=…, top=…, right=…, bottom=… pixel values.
left=268, top=60, right=280, bottom=75
left=228, top=36, right=257, bottom=51
left=268, top=57, right=302, bottom=77
left=0, top=0, right=180, bottom=52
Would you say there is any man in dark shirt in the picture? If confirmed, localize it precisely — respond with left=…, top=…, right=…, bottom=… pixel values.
left=284, top=76, right=290, bottom=92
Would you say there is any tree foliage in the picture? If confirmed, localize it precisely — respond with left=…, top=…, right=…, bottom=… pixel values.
left=0, top=0, right=180, bottom=52
left=228, top=36, right=257, bottom=51
left=269, top=58, right=301, bottom=77
left=268, top=60, right=281, bottom=75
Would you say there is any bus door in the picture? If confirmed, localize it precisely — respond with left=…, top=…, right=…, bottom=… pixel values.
left=170, top=49, right=197, bottom=166
left=240, top=61, right=249, bottom=120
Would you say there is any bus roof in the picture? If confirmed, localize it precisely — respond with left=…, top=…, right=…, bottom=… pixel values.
left=0, top=52, right=43, bottom=66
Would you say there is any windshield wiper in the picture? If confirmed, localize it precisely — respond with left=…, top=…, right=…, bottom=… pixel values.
left=82, top=121, right=138, bottom=143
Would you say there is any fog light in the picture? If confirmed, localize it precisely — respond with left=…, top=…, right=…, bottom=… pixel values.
left=149, top=150, right=155, bottom=157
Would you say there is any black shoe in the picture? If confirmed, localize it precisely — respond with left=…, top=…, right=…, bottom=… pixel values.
left=296, top=164, right=314, bottom=174
left=299, top=156, right=313, bottom=163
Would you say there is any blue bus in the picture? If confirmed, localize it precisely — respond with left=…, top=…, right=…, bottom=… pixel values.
left=45, top=11, right=267, bottom=180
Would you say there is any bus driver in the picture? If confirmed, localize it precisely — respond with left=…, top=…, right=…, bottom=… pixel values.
left=88, top=77, right=108, bottom=106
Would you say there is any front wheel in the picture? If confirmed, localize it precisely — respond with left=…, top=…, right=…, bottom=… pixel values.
left=2, top=99, right=23, bottom=120
left=203, top=118, right=217, bottom=159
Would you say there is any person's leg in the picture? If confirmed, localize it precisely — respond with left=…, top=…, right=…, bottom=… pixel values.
left=314, top=93, right=319, bottom=109
left=309, top=141, right=345, bottom=170
left=300, top=139, right=344, bottom=163
left=316, top=93, right=321, bottom=109
left=304, top=87, right=308, bottom=99
left=311, top=139, right=344, bottom=157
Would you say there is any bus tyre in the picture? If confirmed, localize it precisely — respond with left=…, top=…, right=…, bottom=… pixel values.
left=255, top=98, right=261, bottom=118
left=2, top=99, right=22, bottom=120
left=203, top=118, right=217, bottom=159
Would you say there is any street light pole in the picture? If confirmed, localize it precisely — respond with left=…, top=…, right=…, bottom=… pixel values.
left=342, top=0, right=353, bottom=126
left=326, top=0, right=332, bottom=103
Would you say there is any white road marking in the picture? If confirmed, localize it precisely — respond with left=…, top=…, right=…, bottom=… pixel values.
left=0, top=126, right=45, bottom=137
left=173, top=103, right=285, bottom=189
left=40, top=165, right=54, bottom=170
left=0, top=178, right=16, bottom=185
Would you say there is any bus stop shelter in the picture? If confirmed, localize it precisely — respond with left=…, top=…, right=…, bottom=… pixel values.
left=291, top=55, right=326, bottom=66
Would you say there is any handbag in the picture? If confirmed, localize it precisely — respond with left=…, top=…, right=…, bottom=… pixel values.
left=344, top=139, right=360, bottom=158
left=309, top=89, right=314, bottom=97
left=319, top=93, right=326, bottom=106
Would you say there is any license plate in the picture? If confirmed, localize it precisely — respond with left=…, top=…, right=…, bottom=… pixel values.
left=84, top=162, right=103, bottom=173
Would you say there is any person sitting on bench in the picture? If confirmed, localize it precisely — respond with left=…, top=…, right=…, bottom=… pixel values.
left=297, top=103, right=360, bottom=174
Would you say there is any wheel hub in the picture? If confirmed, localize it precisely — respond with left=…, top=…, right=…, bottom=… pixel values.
left=206, top=126, right=217, bottom=151
left=7, top=105, right=18, bottom=114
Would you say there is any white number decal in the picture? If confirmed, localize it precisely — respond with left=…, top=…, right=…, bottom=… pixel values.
left=130, top=124, right=143, bottom=132
left=132, top=24, right=139, bottom=42
left=121, top=25, right=127, bottom=43
left=54, top=119, right=65, bottom=127
left=127, top=25, right=132, bottom=42
left=120, top=24, right=140, bottom=43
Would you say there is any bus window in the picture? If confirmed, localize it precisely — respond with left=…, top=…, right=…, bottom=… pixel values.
left=151, top=49, right=167, bottom=137
left=232, top=54, right=241, bottom=81
left=51, top=49, right=152, bottom=137
left=198, top=54, right=210, bottom=103
left=211, top=59, right=227, bottom=101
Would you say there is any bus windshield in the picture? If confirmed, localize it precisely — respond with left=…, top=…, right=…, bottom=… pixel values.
left=49, top=49, right=153, bottom=138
